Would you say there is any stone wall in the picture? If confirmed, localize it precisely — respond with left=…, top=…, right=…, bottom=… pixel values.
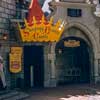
left=0, top=0, right=16, bottom=88
left=0, top=0, right=16, bottom=34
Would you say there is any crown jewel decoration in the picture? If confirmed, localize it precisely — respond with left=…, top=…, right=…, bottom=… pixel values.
left=18, top=16, right=65, bottom=42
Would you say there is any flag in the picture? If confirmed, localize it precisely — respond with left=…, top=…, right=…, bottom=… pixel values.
left=42, top=0, right=52, bottom=16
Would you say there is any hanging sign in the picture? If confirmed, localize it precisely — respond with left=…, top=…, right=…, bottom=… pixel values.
left=64, top=40, right=80, bottom=47
left=11, top=47, right=23, bottom=54
left=18, top=16, right=65, bottom=42
left=9, top=54, right=22, bottom=73
left=9, top=47, right=22, bottom=73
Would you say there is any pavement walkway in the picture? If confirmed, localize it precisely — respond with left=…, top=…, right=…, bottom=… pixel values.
left=24, top=84, right=100, bottom=100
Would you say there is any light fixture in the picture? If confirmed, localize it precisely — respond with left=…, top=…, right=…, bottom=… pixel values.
left=58, top=49, right=62, bottom=54
left=3, top=33, right=8, bottom=40
left=59, top=21, right=66, bottom=31
left=59, top=27, right=62, bottom=31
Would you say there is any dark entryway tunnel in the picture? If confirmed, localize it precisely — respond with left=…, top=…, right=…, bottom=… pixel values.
left=55, top=37, right=91, bottom=85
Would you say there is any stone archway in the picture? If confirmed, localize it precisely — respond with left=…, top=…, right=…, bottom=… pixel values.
left=49, top=23, right=98, bottom=86
left=55, top=36, right=91, bottom=85
left=61, top=22, right=97, bottom=54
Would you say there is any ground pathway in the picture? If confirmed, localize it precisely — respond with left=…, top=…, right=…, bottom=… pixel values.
left=1, top=84, right=100, bottom=100
left=24, top=84, right=100, bottom=100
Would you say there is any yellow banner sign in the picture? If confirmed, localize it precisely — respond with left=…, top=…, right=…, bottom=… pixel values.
left=9, top=54, right=22, bottom=73
left=9, top=47, right=22, bottom=73
left=64, top=40, right=80, bottom=47
left=11, top=47, right=23, bottom=54
left=18, top=16, right=65, bottom=42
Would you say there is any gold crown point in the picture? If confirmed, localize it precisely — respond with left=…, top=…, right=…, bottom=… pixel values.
left=24, top=19, right=28, bottom=27
left=18, top=23, right=22, bottom=32
left=41, top=15, right=45, bottom=23
left=33, top=16, right=37, bottom=24
left=49, top=17, right=54, bottom=25
left=55, top=20, right=61, bottom=28
left=18, top=23, right=21, bottom=28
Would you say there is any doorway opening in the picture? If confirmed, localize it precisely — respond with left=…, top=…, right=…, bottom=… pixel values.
left=24, top=45, right=44, bottom=88
left=55, top=37, right=91, bottom=85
